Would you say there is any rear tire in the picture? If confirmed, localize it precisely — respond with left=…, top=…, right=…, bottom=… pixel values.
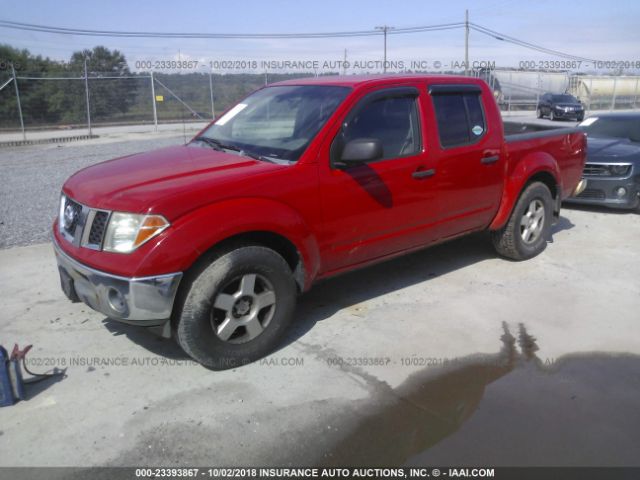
left=491, top=182, right=554, bottom=261
left=175, top=245, right=297, bottom=369
left=536, top=108, right=543, bottom=119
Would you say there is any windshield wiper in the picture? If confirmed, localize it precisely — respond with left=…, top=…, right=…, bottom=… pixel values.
left=193, top=136, right=278, bottom=163
left=239, top=150, right=278, bottom=163
left=193, top=136, right=242, bottom=152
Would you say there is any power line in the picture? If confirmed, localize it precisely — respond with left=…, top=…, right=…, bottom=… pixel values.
left=0, top=17, right=600, bottom=63
left=0, top=19, right=463, bottom=39
left=470, top=23, right=597, bottom=62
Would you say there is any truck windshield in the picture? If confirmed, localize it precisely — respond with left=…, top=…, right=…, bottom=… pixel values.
left=580, top=117, right=640, bottom=143
left=199, top=85, right=351, bottom=162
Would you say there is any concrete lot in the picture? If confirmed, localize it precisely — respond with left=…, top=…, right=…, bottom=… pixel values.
left=0, top=206, right=639, bottom=468
left=0, top=112, right=639, bottom=468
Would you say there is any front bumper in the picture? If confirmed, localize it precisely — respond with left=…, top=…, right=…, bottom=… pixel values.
left=53, top=239, right=183, bottom=326
left=565, top=176, right=640, bottom=210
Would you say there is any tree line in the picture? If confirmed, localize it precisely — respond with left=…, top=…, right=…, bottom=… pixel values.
left=0, top=45, right=311, bottom=129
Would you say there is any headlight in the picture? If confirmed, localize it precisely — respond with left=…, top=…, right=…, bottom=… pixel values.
left=609, top=164, right=631, bottom=176
left=103, top=213, right=169, bottom=253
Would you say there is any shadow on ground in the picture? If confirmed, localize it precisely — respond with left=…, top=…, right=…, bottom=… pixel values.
left=102, top=319, right=189, bottom=360
left=100, top=231, right=498, bottom=358
left=99, top=323, right=640, bottom=468
left=98, top=220, right=581, bottom=360
left=309, top=324, right=640, bottom=467
left=21, top=369, right=67, bottom=400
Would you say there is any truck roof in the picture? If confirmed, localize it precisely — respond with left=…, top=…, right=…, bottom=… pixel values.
left=272, top=74, right=484, bottom=88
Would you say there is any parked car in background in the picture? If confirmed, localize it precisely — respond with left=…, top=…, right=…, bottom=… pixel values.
left=566, top=112, right=640, bottom=210
left=53, top=75, right=587, bottom=369
left=537, top=93, right=585, bottom=121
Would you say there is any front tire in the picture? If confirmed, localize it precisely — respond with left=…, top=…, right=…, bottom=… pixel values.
left=491, top=182, right=553, bottom=261
left=536, top=108, right=543, bottom=119
left=549, top=110, right=555, bottom=121
left=175, top=245, right=297, bottom=369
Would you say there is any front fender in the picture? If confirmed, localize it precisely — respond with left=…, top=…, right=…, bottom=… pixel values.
left=489, top=152, right=561, bottom=230
left=135, top=197, right=321, bottom=288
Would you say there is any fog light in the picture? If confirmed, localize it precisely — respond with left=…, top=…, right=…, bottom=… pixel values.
left=573, top=179, right=587, bottom=196
left=107, top=288, right=127, bottom=314
left=615, top=187, right=627, bottom=198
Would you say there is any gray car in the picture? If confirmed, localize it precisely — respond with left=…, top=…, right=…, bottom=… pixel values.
left=566, top=113, right=640, bottom=210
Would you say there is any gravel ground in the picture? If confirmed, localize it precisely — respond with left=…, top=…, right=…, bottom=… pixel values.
left=0, top=136, right=187, bottom=248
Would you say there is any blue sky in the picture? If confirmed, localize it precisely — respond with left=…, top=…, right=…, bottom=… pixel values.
left=1, top=0, right=639, bottom=73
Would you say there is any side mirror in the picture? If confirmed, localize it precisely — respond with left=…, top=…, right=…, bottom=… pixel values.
left=337, top=138, right=383, bottom=167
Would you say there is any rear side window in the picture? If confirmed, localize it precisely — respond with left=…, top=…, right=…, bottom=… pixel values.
left=432, top=92, right=486, bottom=148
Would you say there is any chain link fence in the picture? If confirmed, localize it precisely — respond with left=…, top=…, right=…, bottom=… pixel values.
left=1, top=68, right=639, bottom=140
left=473, top=69, right=640, bottom=112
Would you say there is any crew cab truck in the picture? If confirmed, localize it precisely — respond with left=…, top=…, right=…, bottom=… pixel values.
left=53, top=75, right=587, bottom=369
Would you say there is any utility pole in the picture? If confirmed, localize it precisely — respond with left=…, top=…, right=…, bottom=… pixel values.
left=150, top=71, right=158, bottom=131
left=84, top=57, right=92, bottom=136
left=375, top=25, right=395, bottom=73
left=343, top=49, right=348, bottom=76
left=11, top=63, right=25, bottom=141
left=208, top=67, right=215, bottom=119
left=10, top=63, right=27, bottom=140
left=465, top=9, right=470, bottom=76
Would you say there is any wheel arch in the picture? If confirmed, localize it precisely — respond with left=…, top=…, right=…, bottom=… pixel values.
left=136, top=197, right=321, bottom=289
left=186, top=230, right=307, bottom=293
left=490, top=152, right=561, bottom=231
left=168, top=227, right=311, bottom=336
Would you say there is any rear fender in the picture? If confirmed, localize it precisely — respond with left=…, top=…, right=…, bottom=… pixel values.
left=489, top=152, right=561, bottom=230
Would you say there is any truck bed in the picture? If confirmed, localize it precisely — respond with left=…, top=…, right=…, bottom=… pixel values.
left=503, top=122, right=586, bottom=201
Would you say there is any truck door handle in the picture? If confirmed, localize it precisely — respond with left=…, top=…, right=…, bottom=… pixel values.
left=481, top=155, right=499, bottom=164
left=412, top=168, right=436, bottom=179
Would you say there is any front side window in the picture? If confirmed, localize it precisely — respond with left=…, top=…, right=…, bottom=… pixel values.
left=432, top=92, right=486, bottom=148
left=339, top=95, right=421, bottom=160
left=200, top=85, right=351, bottom=162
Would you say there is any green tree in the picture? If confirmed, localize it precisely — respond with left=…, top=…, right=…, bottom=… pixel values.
left=0, top=44, right=62, bottom=126
left=61, top=46, right=137, bottom=122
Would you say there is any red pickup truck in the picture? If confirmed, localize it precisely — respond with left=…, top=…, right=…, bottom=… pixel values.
left=53, top=75, right=586, bottom=368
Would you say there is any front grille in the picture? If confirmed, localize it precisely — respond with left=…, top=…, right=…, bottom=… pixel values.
left=88, top=211, right=109, bottom=246
left=63, top=198, right=82, bottom=235
left=583, top=164, right=610, bottom=176
left=578, top=188, right=606, bottom=200
left=59, top=195, right=111, bottom=249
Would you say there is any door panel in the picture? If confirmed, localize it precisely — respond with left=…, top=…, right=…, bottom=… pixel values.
left=427, top=87, right=504, bottom=238
left=318, top=85, right=439, bottom=272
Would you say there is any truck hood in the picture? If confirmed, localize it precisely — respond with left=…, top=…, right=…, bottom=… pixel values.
left=586, top=137, right=640, bottom=164
left=63, top=144, right=284, bottom=219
